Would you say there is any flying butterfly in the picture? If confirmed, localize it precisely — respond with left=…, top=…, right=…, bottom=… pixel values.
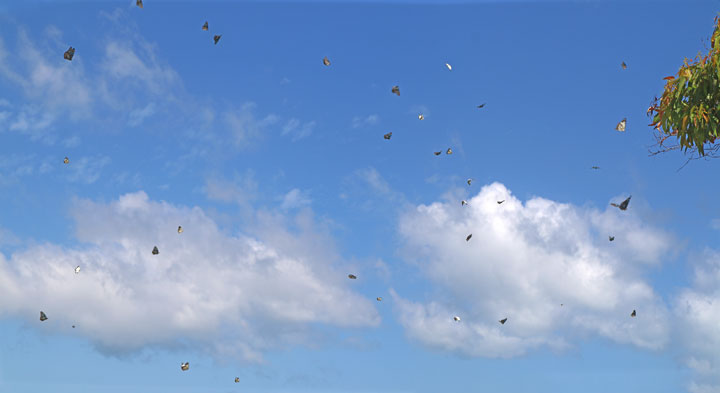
left=202, top=21, right=209, bottom=31
left=75, top=265, right=81, bottom=274
left=615, top=118, right=626, bottom=132
left=384, top=132, right=392, bottom=140
left=348, top=274, right=357, bottom=280
left=136, top=0, right=143, bottom=8
left=466, top=234, right=472, bottom=241
left=621, top=61, right=627, bottom=70
left=434, top=151, right=441, bottom=156
left=376, top=297, right=382, bottom=301
left=591, top=166, right=599, bottom=170
left=461, top=200, right=468, bottom=206
left=418, top=114, right=424, bottom=120
left=152, top=246, right=159, bottom=255
left=630, top=309, right=636, bottom=317
left=445, top=63, right=452, bottom=71
left=235, top=377, right=240, bottom=383
left=467, top=178, right=473, bottom=185
left=446, top=148, right=452, bottom=155
left=178, top=226, right=183, bottom=234
left=477, top=103, right=486, bottom=109
left=391, top=86, right=400, bottom=96
left=497, top=200, right=505, bottom=204
left=453, top=316, right=461, bottom=322
left=609, top=236, right=615, bottom=241
left=181, top=362, right=189, bottom=371
left=323, top=56, right=330, bottom=66
left=499, top=318, right=507, bottom=325
left=72, top=325, right=75, bottom=328
left=63, top=157, right=69, bottom=164
left=40, top=311, right=48, bottom=321
left=213, top=35, right=222, bottom=45
left=610, top=195, right=631, bottom=211
left=64, top=46, right=75, bottom=61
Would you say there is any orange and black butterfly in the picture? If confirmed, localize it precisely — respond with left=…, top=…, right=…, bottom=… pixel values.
left=64, top=47, right=75, bottom=61
left=214, top=35, right=222, bottom=45
left=610, top=196, right=631, bottom=211
left=202, top=21, right=209, bottom=31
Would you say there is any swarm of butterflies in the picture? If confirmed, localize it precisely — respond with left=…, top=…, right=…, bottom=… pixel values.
left=52, top=1, right=639, bottom=381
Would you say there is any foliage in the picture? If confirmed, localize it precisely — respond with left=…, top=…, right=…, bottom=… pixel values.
left=648, top=15, right=720, bottom=158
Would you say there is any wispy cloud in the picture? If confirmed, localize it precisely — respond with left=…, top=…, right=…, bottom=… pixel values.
left=282, top=118, right=316, bottom=141
left=351, top=114, right=379, bottom=129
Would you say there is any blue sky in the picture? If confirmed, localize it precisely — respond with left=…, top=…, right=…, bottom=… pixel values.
left=1, top=0, right=720, bottom=392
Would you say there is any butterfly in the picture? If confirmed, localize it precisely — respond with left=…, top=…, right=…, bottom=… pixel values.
left=178, top=226, right=183, bottom=234
left=477, top=103, right=486, bottom=109
left=499, top=318, right=507, bottom=325
left=323, top=56, right=330, bottom=66
left=591, top=166, right=600, bottom=170
left=446, top=148, right=453, bottom=155
left=461, top=200, right=468, bottom=206
left=64, top=47, right=75, bottom=61
left=235, top=377, right=240, bottom=383
left=630, top=310, right=636, bottom=317
left=453, top=316, right=461, bottom=322
left=136, top=0, right=143, bottom=8
left=376, top=297, right=382, bottom=301
left=609, top=236, right=615, bottom=241
left=445, top=63, right=452, bottom=71
left=152, top=246, right=159, bottom=255
left=621, top=61, right=627, bottom=70
left=615, top=118, right=626, bottom=132
left=610, top=195, right=631, bottom=211
left=202, top=21, right=208, bottom=31
left=384, top=132, right=392, bottom=140
left=497, top=200, right=505, bottom=204
left=40, top=311, right=48, bottom=321
left=72, top=325, right=75, bottom=328
left=348, top=274, right=357, bottom=280
left=418, top=114, right=424, bottom=120
left=181, top=362, right=189, bottom=371
left=467, top=178, right=473, bottom=185
left=63, top=157, right=69, bottom=164
left=466, top=234, right=472, bottom=241
left=213, top=35, right=222, bottom=45
left=391, top=86, right=400, bottom=96
left=75, top=265, right=81, bottom=274
left=434, top=151, right=441, bottom=156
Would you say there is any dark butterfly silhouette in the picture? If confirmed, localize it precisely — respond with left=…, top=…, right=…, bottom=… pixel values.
left=384, top=132, right=392, bottom=140
left=466, top=234, right=472, bottom=241
left=40, top=311, right=48, bottom=321
left=461, top=200, right=468, bottom=206
left=453, top=316, right=461, bottom=322
left=391, top=86, right=400, bottom=96
left=323, top=57, right=330, bottom=66
left=621, top=61, right=627, bottom=70
left=348, top=274, right=357, bottom=279
left=591, top=166, right=599, bottom=170
left=477, top=103, right=486, bottom=109
left=434, top=151, right=441, bottom=156
left=446, top=148, right=453, bottom=155
left=64, top=47, right=75, bottom=61
left=136, top=0, right=143, bottom=8
left=202, top=21, right=209, bottom=31
left=235, top=377, right=240, bottom=383
left=499, top=318, right=507, bottom=324
left=181, top=362, right=189, bottom=371
left=497, top=200, right=505, bottom=204
left=214, top=35, right=222, bottom=45
left=610, top=196, right=631, bottom=211
left=467, top=178, right=473, bottom=185
left=152, top=246, right=159, bottom=255
left=609, top=236, right=615, bottom=241
left=630, top=310, right=636, bottom=317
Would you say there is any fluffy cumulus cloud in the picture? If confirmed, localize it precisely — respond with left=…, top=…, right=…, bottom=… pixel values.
left=392, top=182, right=672, bottom=358
left=674, top=249, right=720, bottom=392
left=0, top=191, right=379, bottom=361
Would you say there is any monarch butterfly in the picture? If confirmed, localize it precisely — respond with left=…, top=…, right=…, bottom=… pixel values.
left=235, top=377, right=240, bottom=383
left=376, top=297, right=382, bottom=301
left=466, top=234, right=472, bottom=241
left=621, top=61, right=627, bottom=70
left=178, top=226, right=183, bottom=234
left=63, top=157, right=69, bottom=164
left=391, top=86, right=400, bottom=96
left=418, top=114, right=424, bottom=120
left=40, top=311, right=48, bottom=321
left=202, top=21, right=208, bottom=31
left=75, top=266, right=81, bottom=274
left=630, top=310, right=636, bottom=317
left=348, top=274, right=357, bottom=279
left=446, top=148, right=452, bottom=155
left=323, top=57, right=330, bottom=66
left=214, top=35, right=221, bottom=45
left=136, top=0, right=143, bottom=8
left=453, top=316, right=461, bottom=321
left=445, top=63, right=452, bottom=71
left=64, top=47, right=75, bottom=61
left=384, top=132, right=392, bottom=140
left=609, top=236, right=615, bottom=241
left=610, top=195, right=631, bottom=211
left=499, top=318, right=507, bottom=324
left=181, top=362, right=189, bottom=371
left=615, top=118, right=626, bottom=132
left=152, top=246, right=159, bottom=255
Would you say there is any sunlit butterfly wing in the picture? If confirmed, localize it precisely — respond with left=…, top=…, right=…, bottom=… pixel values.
left=446, top=148, right=452, bottom=154
left=63, top=157, right=69, bottom=164
left=235, top=377, right=240, bottom=383
left=323, top=56, right=330, bottom=66
left=615, top=118, right=626, bottom=132
left=446, top=63, right=452, bottom=71
left=631, top=310, right=636, bottom=317
left=178, top=226, right=183, bottom=233
left=136, top=0, right=143, bottom=8
left=621, top=61, right=627, bottom=70
left=202, top=21, right=208, bottom=31
left=454, top=316, right=460, bottom=321
left=376, top=297, right=382, bottom=301
left=75, top=265, right=80, bottom=274
left=418, top=114, right=424, bottom=120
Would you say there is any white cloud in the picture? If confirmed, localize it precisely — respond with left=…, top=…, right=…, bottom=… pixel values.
left=393, top=182, right=672, bottom=358
left=282, top=118, right=316, bottom=141
left=0, top=191, right=379, bottom=361
left=64, top=155, right=111, bottom=184
left=351, top=114, right=379, bottom=129
left=280, top=188, right=312, bottom=210
left=127, top=102, right=156, bottom=127
left=223, top=103, right=279, bottom=147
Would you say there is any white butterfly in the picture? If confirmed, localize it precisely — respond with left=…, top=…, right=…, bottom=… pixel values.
left=74, top=266, right=80, bottom=274
left=615, top=118, right=626, bottom=132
